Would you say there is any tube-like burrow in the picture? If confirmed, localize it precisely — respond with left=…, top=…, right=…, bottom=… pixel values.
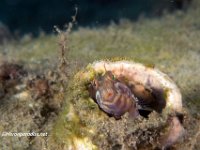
left=90, top=60, right=182, bottom=114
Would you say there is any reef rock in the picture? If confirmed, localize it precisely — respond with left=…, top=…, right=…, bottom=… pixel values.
left=51, top=60, right=185, bottom=150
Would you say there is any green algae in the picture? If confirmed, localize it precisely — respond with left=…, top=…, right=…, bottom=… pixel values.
left=50, top=68, right=101, bottom=148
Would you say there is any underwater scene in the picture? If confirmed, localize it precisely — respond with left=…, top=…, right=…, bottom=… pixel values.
left=0, top=0, right=199, bottom=149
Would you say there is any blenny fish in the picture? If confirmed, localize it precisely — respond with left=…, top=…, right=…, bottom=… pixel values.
left=89, top=71, right=139, bottom=119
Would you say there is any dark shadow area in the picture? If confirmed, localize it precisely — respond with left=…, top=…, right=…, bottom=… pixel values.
left=0, top=0, right=192, bottom=36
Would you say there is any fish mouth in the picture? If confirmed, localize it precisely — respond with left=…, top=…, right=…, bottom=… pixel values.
left=89, top=60, right=182, bottom=118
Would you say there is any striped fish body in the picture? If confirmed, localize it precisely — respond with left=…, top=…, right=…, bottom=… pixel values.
left=93, top=72, right=138, bottom=119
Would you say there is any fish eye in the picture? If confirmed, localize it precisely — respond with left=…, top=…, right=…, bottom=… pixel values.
left=96, top=91, right=101, bottom=104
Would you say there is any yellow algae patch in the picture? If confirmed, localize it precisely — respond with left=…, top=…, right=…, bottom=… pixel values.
left=69, top=137, right=97, bottom=150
